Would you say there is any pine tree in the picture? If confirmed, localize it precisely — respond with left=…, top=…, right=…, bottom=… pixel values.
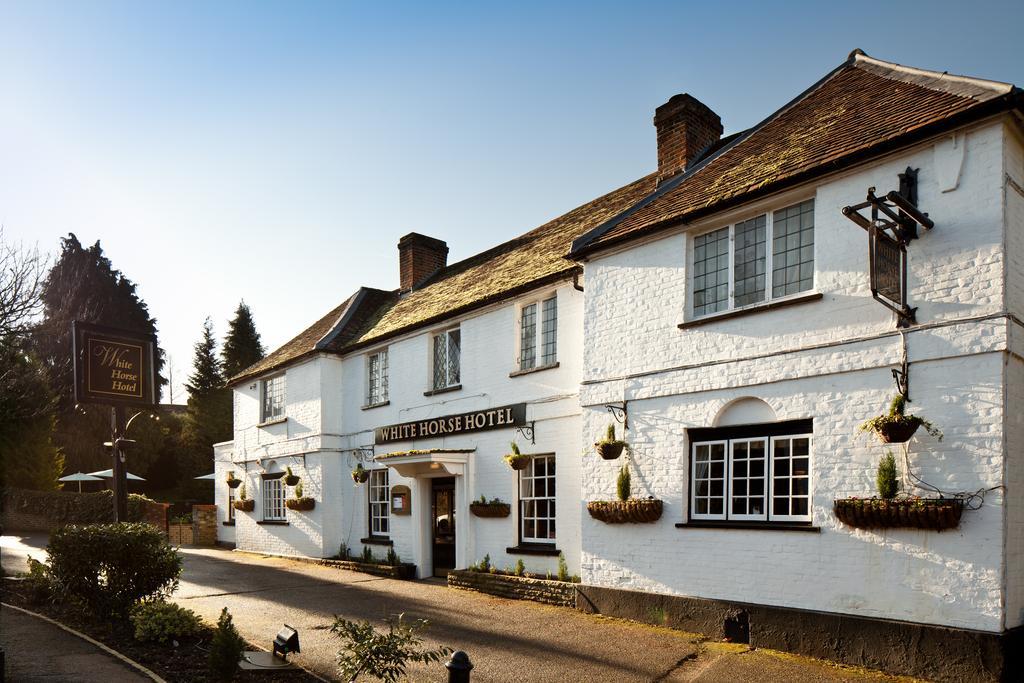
left=32, top=234, right=165, bottom=475
left=183, top=318, right=231, bottom=478
left=221, top=301, right=264, bottom=380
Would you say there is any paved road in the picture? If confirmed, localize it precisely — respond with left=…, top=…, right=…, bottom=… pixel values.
left=2, top=536, right=908, bottom=682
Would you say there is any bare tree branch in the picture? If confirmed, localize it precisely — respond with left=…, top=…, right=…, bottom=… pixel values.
left=0, top=227, right=47, bottom=338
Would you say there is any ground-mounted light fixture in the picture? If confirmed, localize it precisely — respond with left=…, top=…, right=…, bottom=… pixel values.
left=239, top=624, right=300, bottom=671
left=273, top=625, right=300, bottom=661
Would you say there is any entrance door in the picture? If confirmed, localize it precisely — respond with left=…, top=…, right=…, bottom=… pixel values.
left=431, top=477, right=456, bottom=577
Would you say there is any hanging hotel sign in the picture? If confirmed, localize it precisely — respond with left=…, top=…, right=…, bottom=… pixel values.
left=375, top=403, right=527, bottom=445
left=73, top=321, right=158, bottom=407
left=870, top=227, right=905, bottom=308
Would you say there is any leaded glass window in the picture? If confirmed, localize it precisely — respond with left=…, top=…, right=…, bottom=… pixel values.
left=693, top=227, right=730, bottom=316
left=261, top=374, right=285, bottom=422
left=367, top=349, right=389, bottom=405
left=432, top=328, right=461, bottom=390
left=772, top=199, right=815, bottom=297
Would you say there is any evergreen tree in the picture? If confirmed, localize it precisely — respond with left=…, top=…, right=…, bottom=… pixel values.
left=0, top=340, right=63, bottom=489
left=221, top=301, right=264, bottom=380
left=31, top=234, right=165, bottom=475
left=183, top=318, right=231, bottom=478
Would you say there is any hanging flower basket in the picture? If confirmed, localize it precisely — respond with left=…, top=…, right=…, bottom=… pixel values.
left=285, top=497, right=316, bottom=511
left=285, top=475, right=301, bottom=487
left=352, top=465, right=370, bottom=484
left=875, top=421, right=920, bottom=444
left=233, top=499, right=255, bottom=512
left=594, top=424, right=627, bottom=460
left=833, top=497, right=964, bottom=531
left=859, top=395, right=942, bottom=444
left=470, top=502, right=511, bottom=518
left=504, top=453, right=530, bottom=471
left=587, top=499, right=663, bottom=524
left=226, top=477, right=242, bottom=489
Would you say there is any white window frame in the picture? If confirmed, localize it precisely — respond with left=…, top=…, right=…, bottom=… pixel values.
left=519, top=454, right=556, bottom=544
left=431, top=327, right=461, bottom=390
left=690, top=198, right=815, bottom=319
left=690, top=440, right=727, bottom=521
left=260, top=374, right=286, bottom=422
left=262, top=478, right=286, bottom=521
left=726, top=438, right=769, bottom=522
left=368, top=468, right=390, bottom=537
left=366, top=348, right=389, bottom=406
left=768, top=435, right=813, bottom=522
left=690, top=432, right=812, bottom=524
left=226, top=486, right=235, bottom=522
left=516, top=293, right=558, bottom=371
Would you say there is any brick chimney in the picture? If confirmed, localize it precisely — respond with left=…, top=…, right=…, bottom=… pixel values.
left=398, top=232, right=448, bottom=292
left=654, top=94, right=723, bottom=184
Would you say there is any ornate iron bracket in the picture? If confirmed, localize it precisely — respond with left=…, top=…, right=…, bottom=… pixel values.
left=605, top=402, right=628, bottom=430
left=350, top=448, right=375, bottom=464
left=515, top=421, right=536, bottom=445
left=892, top=361, right=909, bottom=403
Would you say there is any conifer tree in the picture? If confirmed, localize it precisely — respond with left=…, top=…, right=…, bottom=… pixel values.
left=221, top=301, right=264, bottom=379
left=32, top=234, right=165, bottom=475
left=183, top=318, right=231, bottom=475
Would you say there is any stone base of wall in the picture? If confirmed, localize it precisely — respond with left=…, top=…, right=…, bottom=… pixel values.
left=319, top=559, right=416, bottom=580
left=448, top=570, right=577, bottom=607
left=575, top=584, right=1023, bottom=683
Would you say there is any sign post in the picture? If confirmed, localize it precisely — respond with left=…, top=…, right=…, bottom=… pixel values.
left=73, top=322, right=158, bottom=522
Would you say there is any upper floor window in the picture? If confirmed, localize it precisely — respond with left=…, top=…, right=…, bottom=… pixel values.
left=261, top=374, right=286, bottom=422
left=432, top=328, right=461, bottom=390
left=368, top=468, right=390, bottom=537
left=519, top=295, right=557, bottom=371
left=367, top=349, right=389, bottom=405
left=689, top=420, right=812, bottom=524
left=692, top=199, right=814, bottom=317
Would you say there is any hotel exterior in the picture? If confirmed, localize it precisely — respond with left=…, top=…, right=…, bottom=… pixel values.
left=215, top=51, right=1024, bottom=680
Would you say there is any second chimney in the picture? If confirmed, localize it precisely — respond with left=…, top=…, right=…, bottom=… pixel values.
left=398, top=232, right=448, bottom=292
left=654, top=94, right=723, bottom=184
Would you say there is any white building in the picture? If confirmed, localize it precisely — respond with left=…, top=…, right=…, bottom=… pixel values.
left=216, top=51, right=1023, bottom=680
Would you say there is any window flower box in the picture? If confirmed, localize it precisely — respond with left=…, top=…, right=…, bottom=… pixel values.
left=587, top=499, right=663, bottom=524
left=233, top=499, right=254, bottom=512
left=833, top=497, right=964, bottom=531
left=470, top=502, right=511, bottom=518
left=285, top=497, right=315, bottom=512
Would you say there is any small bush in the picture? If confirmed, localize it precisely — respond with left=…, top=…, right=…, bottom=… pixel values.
left=479, top=554, right=491, bottom=573
left=616, top=463, right=631, bottom=501
left=331, top=614, right=452, bottom=683
left=361, top=546, right=375, bottom=564
left=557, top=552, right=569, bottom=582
left=338, top=543, right=350, bottom=560
left=386, top=548, right=401, bottom=567
left=23, top=558, right=52, bottom=605
left=514, top=559, right=525, bottom=577
left=129, top=601, right=202, bottom=643
left=877, top=451, right=899, bottom=499
left=208, top=607, right=246, bottom=682
left=47, top=522, right=182, bottom=616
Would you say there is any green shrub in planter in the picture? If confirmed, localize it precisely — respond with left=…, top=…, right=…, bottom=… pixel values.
left=877, top=451, right=899, bottom=499
left=129, top=600, right=202, bottom=643
left=208, top=607, right=246, bottom=682
left=47, top=522, right=182, bottom=617
left=616, top=463, right=631, bottom=501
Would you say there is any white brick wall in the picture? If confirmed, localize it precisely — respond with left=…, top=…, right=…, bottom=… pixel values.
left=579, top=120, right=1013, bottom=632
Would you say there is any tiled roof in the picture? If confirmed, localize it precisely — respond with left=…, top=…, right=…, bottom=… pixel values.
left=570, top=51, right=1020, bottom=258
left=230, top=173, right=656, bottom=384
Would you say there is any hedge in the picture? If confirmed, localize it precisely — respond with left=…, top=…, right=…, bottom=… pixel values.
left=1, top=488, right=154, bottom=526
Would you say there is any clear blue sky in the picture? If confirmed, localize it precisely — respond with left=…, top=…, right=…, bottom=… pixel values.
left=2, top=1, right=1021, bottom=402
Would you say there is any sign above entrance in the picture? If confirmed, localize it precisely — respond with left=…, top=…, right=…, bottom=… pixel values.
left=375, top=403, right=527, bottom=445
left=73, top=321, right=158, bottom=407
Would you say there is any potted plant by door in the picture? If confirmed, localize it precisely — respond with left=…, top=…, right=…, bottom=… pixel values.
left=859, top=395, right=942, bottom=444
left=504, top=442, right=530, bottom=471
left=351, top=463, right=370, bottom=484
left=594, top=424, right=627, bottom=460
left=225, top=471, right=242, bottom=489
left=233, top=483, right=255, bottom=512
left=284, top=466, right=300, bottom=487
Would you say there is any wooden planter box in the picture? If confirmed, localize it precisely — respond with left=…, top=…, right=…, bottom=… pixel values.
left=587, top=499, right=663, bottom=524
left=448, top=569, right=576, bottom=607
left=320, top=558, right=416, bottom=580
left=285, top=497, right=315, bottom=511
left=594, top=441, right=626, bottom=460
left=469, top=502, right=511, bottom=518
left=233, top=499, right=255, bottom=512
left=833, top=498, right=964, bottom=531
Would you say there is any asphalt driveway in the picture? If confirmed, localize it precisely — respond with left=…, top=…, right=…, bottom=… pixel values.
left=1, top=536, right=908, bottom=682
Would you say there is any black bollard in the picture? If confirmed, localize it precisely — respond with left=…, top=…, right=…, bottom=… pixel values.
left=445, top=650, right=473, bottom=683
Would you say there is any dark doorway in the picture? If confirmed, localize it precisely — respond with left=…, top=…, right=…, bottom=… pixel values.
left=431, top=477, right=455, bottom=577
